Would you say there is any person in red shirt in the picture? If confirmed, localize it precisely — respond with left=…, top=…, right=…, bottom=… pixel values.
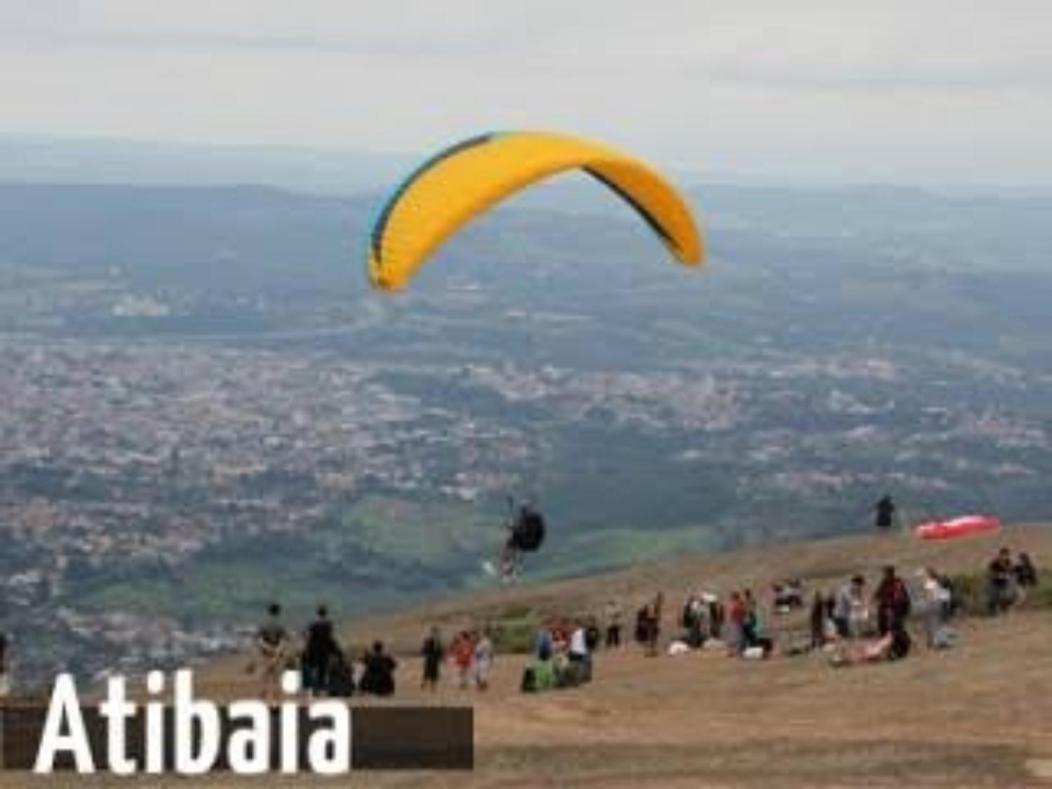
left=449, top=631, right=475, bottom=689
left=873, top=565, right=911, bottom=635
left=726, top=591, right=747, bottom=656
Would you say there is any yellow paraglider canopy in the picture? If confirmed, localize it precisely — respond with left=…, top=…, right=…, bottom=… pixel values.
left=367, top=131, right=704, bottom=291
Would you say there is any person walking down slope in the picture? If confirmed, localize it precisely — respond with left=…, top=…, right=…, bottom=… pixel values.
left=302, top=605, right=340, bottom=698
left=257, top=602, right=290, bottom=706
left=421, top=627, right=444, bottom=692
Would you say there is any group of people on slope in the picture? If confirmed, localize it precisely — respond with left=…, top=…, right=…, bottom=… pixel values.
left=255, top=603, right=398, bottom=702
left=420, top=627, right=494, bottom=692
left=814, top=565, right=918, bottom=666
left=667, top=588, right=773, bottom=659
left=523, top=618, right=600, bottom=692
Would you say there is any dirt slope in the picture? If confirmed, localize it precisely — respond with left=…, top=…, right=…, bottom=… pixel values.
left=11, top=525, right=1052, bottom=787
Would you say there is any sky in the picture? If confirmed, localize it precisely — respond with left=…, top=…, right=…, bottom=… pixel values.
left=1, top=0, right=1050, bottom=184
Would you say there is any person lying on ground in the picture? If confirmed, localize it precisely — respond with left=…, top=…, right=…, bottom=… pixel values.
left=829, top=620, right=911, bottom=667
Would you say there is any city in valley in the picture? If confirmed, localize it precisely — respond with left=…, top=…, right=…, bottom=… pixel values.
left=1, top=179, right=1050, bottom=683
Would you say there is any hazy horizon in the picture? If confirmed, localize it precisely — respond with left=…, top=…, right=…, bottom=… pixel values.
left=2, top=1, right=1051, bottom=186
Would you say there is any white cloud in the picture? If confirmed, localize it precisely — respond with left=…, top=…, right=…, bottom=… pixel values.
left=0, top=0, right=1049, bottom=182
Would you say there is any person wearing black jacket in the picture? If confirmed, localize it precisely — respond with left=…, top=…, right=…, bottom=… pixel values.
left=421, top=627, right=444, bottom=691
left=302, top=605, right=340, bottom=698
left=874, top=566, right=911, bottom=636
left=359, top=641, right=398, bottom=697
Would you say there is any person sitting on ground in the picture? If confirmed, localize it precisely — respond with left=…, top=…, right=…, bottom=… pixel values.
left=774, top=579, right=804, bottom=612
left=256, top=602, right=290, bottom=706
left=522, top=635, right=557, bottom=693
left=1015, top=552, right=1038, bottom=589
left=302, top=605, right=340, bottom=698
left=358, top=641, right=397, bottom=697
left=327, top=647, right=356, bottom=697
left=474, top=628, right=494, bottom=691
left=987, top=547, right=1017, bottom=615
left=874, top=566, right=911, bottom=636
left=421, top=626, right=444, bottom=692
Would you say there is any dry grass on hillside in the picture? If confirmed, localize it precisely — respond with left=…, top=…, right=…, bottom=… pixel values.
left=8, top=526, right=1052, bottom=787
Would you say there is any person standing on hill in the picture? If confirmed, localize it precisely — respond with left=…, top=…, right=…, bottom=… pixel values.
left=726, top=591, right=746, bottom=656
left=474, top=629, right=494, bottom=691
left=257, top=602, right=290, bottom=705
left=421, top=627, right=444, bottom=692
left=987, top=547, right=1017, bottom=614
left=0, top=632, right=10, bottom=699
left=810, top=591, right=829, bottom=648
left=302, top=605, right=340, bottom=698
left=450, top=631, right=475, bottom=689
left=707, top=594, right=724, bottom=640
left=643, top=593, right=663, bottom=657
left=920, top=567, right=953, bottom=648
left=1015, top=552, right=1038, bottom=589
left=874, top=495, right=897, bottom=531
left=874, top=566, right=911, bottom=636
left=741, top=589, right=759, bottom=647
left=833, top=576, right=866, bottom=639
left=604, top=600, right=623, bottom=649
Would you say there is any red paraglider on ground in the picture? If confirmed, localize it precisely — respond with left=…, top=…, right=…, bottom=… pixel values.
left=914, top=514, right=1002, bottom=541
